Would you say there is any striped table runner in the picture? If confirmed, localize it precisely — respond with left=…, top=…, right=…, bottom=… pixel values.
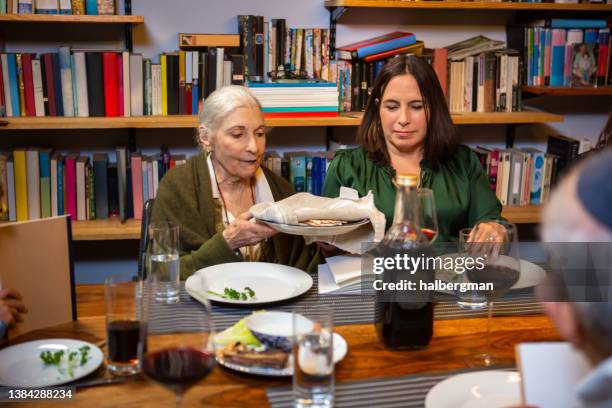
left=148, top=277, right=542, bottom=333
left=266, top=367, right=515, bottom=408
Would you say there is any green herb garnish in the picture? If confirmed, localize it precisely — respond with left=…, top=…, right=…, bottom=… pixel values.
left=207, top=287, right=256, bottom=301
left=40, top=345, right=91, bottom=378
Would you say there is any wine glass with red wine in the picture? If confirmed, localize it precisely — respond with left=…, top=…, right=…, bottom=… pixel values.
left=462, top=220, right=521, bottom=367
left=139, top=283, right=215, bottom=407
left=418, top=188, right=438, bottom=243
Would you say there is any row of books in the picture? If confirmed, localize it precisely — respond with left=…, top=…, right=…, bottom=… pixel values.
left=262, top=151, right=334, bottom=196
left=0, top=147, right=187, bottom=222
left=0, top=48, right=246, bottom=118
left=473, top=134, right=588, bottom=206
left=507, top=20, right=611, bottom=87
left=1, top=0, right=115, bottom=15
left=237, top=15, right=331, bottom=82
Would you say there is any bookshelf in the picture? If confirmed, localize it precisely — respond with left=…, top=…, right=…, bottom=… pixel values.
left=522, top=86, right=612, bottom=97
left=0, top=14, right=144, bottom=24
left=70, top=205, right=542, bottom=241
left=0, top=111, right=563, bottom=130
left=325, top=0, right=612, bottom=12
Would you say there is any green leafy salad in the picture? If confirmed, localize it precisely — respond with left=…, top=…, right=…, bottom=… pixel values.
left=40, top=345, right=91, bottom=378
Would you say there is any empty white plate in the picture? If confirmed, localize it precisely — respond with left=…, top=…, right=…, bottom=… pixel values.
left=186, top=262, right=313, bottom=305
left=0, top=338, right=103, bottom=387
left=425, top=370, right=521, bottom=408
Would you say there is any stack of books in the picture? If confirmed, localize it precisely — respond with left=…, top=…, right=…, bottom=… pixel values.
left=247, top=82, right=339, bottom=118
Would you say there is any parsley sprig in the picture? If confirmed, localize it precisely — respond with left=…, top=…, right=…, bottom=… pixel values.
left=208, top=287, right=255, bottom=301
left=40, top=345, right=91, bottom=378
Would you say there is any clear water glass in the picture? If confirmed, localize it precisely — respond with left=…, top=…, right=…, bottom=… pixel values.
left=149, top=222, right=180, bottom=304
left=293, top=307, right=334, bottom=408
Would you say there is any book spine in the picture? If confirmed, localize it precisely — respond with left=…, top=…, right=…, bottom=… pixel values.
left=21, top=54, right=36, bottom=117
left=102, top=52, right=119, bottom=117
left=1, top=54, right=12, bottom=117
left=64, top=156, right=76, bottom=221
left=8, top=54, right=21, bottom=116
left=93, top=156, right=108, bottom=219
left=550, top=29, right=566, bottom=87
left=51, top=53, right=64, bottom=116
left=71, top=0, right=85, bottom=14
left=59, top=0, right=72, bottom=14
left=597, top=28, right=610, bottom=86
left=57, top=158, right=64, bottom=215
left=50, top=157, right=58, bottom=216
left=117, top=52, right=124, bottom=116
left=39, top=150, right=51, bottom=218
left=73, top=52, right=89, bottom=117
left=130, top=155, right=143, bottom=219
left=130, top=54, right=143, bottom=116
left=85, top=0, right=97, bottom=15
left=7, top=158, right=16, bottom=221
left=58, top=46, right=75, bottom=117
left=530, top=152, right=545, bottom=204
left=25, top=149, right=40, bottom=220
left=0, top=155, right=7, bottom=221
left=35, top=0, right=58, bottom=14
left=289, top=155, right=306, bottom=192
left=13, top=150, right=28, bottom=221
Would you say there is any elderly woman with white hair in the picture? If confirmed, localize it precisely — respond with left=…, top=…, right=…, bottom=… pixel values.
left=151, top=85, right=321, bottom=279
left=540, top=148, right=612, bottom=407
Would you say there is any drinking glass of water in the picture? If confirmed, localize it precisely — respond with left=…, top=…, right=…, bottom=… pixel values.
left=149, top=222, right=180, bottom=304
left=293, top=307, right=334, bottom=408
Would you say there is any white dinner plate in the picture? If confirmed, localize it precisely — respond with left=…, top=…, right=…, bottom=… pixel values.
left=425, top=370, right=521, bottom=408
left=216, top=332, right=347, bottom=377
left=0, top=338, right=104, bottom=387
left=435, top=253, right=546, bottom=291
left=186, top=262, right=313, bottom=305
left=258, top=218, right=370, bottom=237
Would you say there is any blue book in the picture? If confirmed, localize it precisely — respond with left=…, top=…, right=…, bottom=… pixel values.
left=70, top=54, right=78, bottom=116
left=584, top=29, right=598, bottom=44
left=311, top=156, right=326, bottom=196
left=532, top=28, right=540, bottom=86
left=142, top=161, right=149, bottom=202
left=51, top=53, right=64, bottom=117
left=85, top=0, right=98, bottom=15
left=262, top=106, right=338, bottom=113
left=550, top=29, right=566, bottom=87
left=355, top=35, right=416, bottom=59
left=289, top=155, right=306, bottom=193
left=57, top=158, right=64, bottom=215
left=550, top=19, right=607, bottom=29
left=7, top=54, right=21, bottom=117
left=39, top=149, right=52, bottom=218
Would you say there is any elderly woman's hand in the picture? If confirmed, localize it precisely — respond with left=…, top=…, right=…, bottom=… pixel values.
left=466, top=221, right=507, bottom=257
left=0, top=289, right=27, bottom=327
left=222, top=212, right=279, bottom=250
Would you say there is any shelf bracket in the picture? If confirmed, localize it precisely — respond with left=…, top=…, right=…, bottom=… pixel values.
left=329, top=7, right=346, bottom=60
left=124, top=0, right=133, bottom=52
left=506, top=125, right=516, bottom=148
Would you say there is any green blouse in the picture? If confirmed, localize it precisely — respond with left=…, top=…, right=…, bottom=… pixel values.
left=322, top=145, right=503, bottom=242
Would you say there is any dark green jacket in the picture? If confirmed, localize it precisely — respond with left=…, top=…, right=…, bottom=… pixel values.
left=151, top=153, right=321, bottom=279
left=322, top=145, right=503, bottom=242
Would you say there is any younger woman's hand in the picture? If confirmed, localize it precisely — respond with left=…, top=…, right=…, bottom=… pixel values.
left=222, top=212, right=278, bottom=250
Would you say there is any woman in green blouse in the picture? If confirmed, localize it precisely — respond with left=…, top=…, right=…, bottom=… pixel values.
left=323, top=56, right=504, bottom=242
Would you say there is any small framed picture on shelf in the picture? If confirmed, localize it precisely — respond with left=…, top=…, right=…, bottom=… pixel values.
left=571, top=43, right=598, bottom=87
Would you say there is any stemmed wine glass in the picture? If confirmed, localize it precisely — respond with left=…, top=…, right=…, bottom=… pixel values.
left=139, top=280, right=216, bottom=407
left=456, top=220, right=521, bottom=367
left=418, top=188, right=439, bottom=243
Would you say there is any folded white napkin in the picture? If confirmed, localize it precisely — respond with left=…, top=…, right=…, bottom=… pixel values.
left=317, top=263, right=362, bottom=295
left=326, top=255, right=362, bottom=285
left=250, top=188, right=386, bottom=254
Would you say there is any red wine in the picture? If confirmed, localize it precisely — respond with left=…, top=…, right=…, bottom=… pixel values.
left=375, top=301, right=433, bottom=349
left=107, top=320, right=142, bottom=363
left=467, top=265, right=520, bottom=301
left=142, top=347, right=215, bottom=394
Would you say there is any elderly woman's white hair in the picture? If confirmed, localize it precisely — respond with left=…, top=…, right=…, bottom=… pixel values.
left=197, top=85, right=263, bottom=148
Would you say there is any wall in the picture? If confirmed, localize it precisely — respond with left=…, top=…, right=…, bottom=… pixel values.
left=3, top=0, right=609, bottom=283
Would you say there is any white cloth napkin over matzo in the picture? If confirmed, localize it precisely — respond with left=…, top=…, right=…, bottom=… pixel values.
left=250, top=188, right=386, bottom=254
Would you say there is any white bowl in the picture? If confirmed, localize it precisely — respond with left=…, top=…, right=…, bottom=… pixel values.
left=245, top=311, right=313, bottom=352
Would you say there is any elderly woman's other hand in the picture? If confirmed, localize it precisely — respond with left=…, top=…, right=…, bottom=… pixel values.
left=0, top=288, right=27, bottom=327
left=222, top=212, right=278, bottom=250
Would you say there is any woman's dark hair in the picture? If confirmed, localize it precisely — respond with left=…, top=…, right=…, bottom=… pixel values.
left=357, top=55, right=457, bottom=166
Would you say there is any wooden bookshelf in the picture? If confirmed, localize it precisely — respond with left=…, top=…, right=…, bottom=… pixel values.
left=325, top=0, right=612, bottom=12
left=72, top=218, right=140, bottom=241
left=522, top=86, right=612, bottom=96
left=501, top=205, right=541, bottom=224
left=0, top=14, right=144, bottom=24
left=0, top=111, right=563, bottom=130
left=70, top=205, right=541, bottom=241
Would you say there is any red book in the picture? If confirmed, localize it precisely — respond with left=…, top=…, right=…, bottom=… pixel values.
left=263, top=112, right=339, bottom=118
left=117, top=53, right=124, bottom=117
left=103, top=52, right=119, bottom=117
left=42, top=54, right=57, bottom=116
left=185, top=86, right=192, bottom=115
left=21, top=54, right=36, bottom=117
left=64, top=154, right=77, bottom=221
left=338, top=31, right=410, bottom=53
left=433, top=48, right=448, bottom=98
left=130, top=154, right=143, bottom=220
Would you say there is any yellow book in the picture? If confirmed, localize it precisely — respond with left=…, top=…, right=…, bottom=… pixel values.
left=161, top=54, right=168, bottom=116
left=13, top=149, right=28, bottom=222
left=17, top=54, right=26, bottom=117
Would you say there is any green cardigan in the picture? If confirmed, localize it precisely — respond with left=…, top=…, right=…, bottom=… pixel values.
left=151, top=153, right=321, bottom=279
left=322, top=145, right=503, bottom=242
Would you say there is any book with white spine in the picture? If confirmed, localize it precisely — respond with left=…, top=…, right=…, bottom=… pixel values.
left=122, top=51, right=131, bottom=117
left=73, top=52, right=89, bottom=117
left=31, top=59, right=45, bottom=117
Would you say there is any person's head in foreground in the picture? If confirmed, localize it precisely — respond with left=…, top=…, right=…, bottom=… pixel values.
left=541, top=148, right=612, bottom=406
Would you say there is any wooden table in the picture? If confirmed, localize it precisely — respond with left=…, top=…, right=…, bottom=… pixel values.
left=4, top=285, right=559, bottom=407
